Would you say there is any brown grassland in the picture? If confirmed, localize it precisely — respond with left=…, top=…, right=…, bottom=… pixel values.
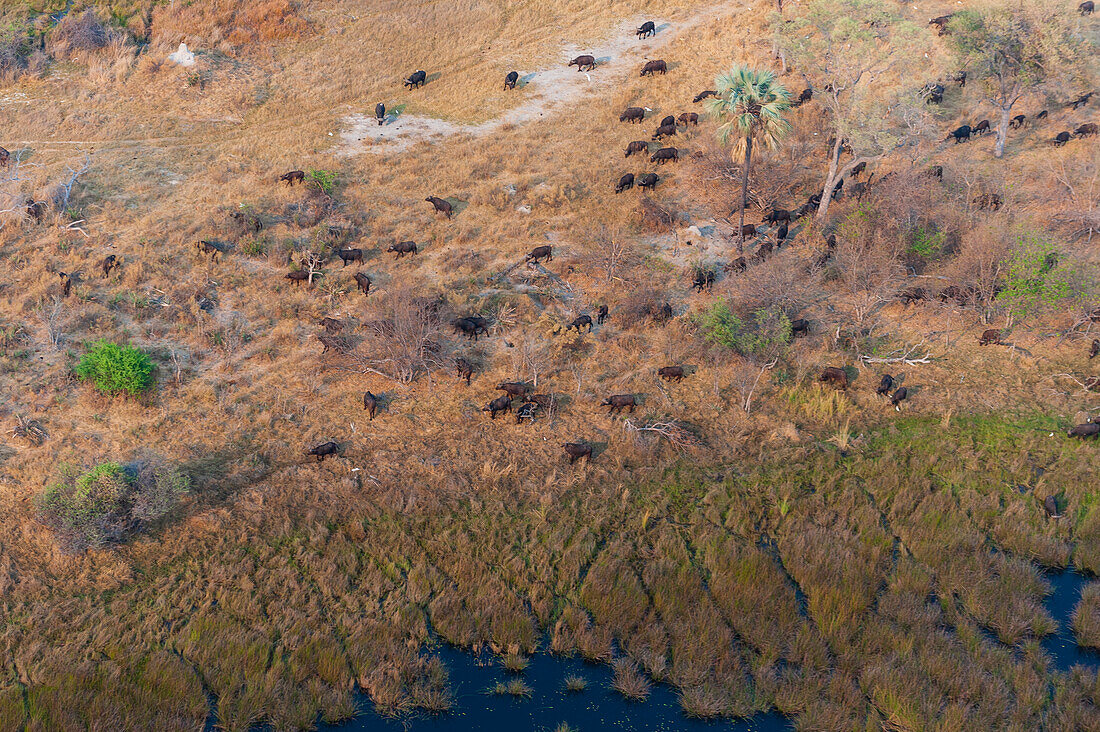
left=1, top=0, right=1100, bottom=729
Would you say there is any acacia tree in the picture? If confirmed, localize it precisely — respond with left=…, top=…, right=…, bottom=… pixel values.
left=704, top=66, right=792, bottom=254
left=947, top=2, right=1091, bottom=159
left=774, top=0, right=933, bottom=221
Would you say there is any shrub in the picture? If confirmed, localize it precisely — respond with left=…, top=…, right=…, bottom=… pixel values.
left=307, top=169, right=338, bottom=195
left=996, top=234, right=1077, bottom=320
left=0, top=17, right=32, bottom=79
left=694, top=301, right=791, bottom=357
left=75, top=340, right=154, bottom=396
left=39, top=460, right=190, bottom=552
left=48, top=10, right=110, bottom=56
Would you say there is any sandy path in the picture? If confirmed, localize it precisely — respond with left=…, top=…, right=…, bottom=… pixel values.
left=338, top=5, right=743, bottom=155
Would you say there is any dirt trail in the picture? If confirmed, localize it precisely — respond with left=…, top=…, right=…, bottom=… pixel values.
left=338, top=5, right=743, bottom=155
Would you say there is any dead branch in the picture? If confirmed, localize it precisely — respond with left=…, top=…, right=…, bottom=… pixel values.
left=858, top=342, right=934, bottom=365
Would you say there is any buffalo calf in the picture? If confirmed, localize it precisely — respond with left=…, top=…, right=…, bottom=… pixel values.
left=100, top=254, right=120, bottom=277
left=456, top=357, right=473, bottom=385
left=876, top=374, right=895, bottom=396
left=890, top=386, right=909, bottom=410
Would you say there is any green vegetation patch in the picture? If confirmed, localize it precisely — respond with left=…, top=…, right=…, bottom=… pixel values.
left=74, top=340, right=154, bottom=396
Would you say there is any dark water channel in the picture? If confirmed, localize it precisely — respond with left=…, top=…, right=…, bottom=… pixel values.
left=330, top=644, right=793, bottom=732
left=1042, top=570, right=1100, bottom=672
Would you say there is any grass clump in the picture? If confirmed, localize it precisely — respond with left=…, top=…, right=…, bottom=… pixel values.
left=490, top=679, right=532, bottom=697
left=74, top=340, right=154, bottom=397
left=39, top=460, right=190, bottom=552
left=564, top=675, right=587, bottom=692
left=611, top=659, right=650, bottom=701
left=1072, top=582, right=1100, bottom=649
left=502, top=652, right=528, bottom=673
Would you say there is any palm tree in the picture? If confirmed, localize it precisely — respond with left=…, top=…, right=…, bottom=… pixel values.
left=705, top=66, right=792, bottom=254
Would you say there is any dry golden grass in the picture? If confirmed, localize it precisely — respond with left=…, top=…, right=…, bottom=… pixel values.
left=0, top=0, right=1099, bottom=728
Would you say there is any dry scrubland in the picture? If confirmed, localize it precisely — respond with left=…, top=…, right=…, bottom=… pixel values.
left=1, top=0, right=1100, bottom=729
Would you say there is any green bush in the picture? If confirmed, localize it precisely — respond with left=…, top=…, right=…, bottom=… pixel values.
left=996, top=235, right=1075, bottom=319
left=307, top=168, right=338, bottom=195
left=74, top=340, right=154, bottom=396
left=694, top=301, right=791, bottom=357
left=39, top=460, right=190, bottom=552
left=908, top=225, right=947, bottom=260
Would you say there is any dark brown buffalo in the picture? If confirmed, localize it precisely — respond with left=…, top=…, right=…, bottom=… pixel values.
left=1037, top=110, right=1049, bottom=121
left=790, top=319, right=810, bottom=337
left=307, top=441, right=339, bottom=462
left=625, top=140, right=649, bottom=157
left=196, top=240, right=220, bottom=262
left=387, top=241, right=418, bottom=258
left=890, top=386, right=909, bottom=410
left=653, top=123, right=677, bottom=140
left=973, top=119, right=991, bottom=135
left=978, top=328, right=1003, bottom=345
left=692, top=268, right=716, bottom=291
left=286, top=270, right=311, bottom=286
left=456, top=357, right=473, bottom=385
left=693, top=90, right=717, bottom=103
left=616, top=173, right=635, bottom=193
left=1081, top=1, right=1095, bottom=14
left=753, top=240, right=773, bottom=263
left=0, top=147, right=8, bottom=168
left=363, top=391, right=378, bottom=420
left=1010, top=114, right=1027, bottom=129
left=1076, top=123, right=1099, bottom=137
left=678, top=112, right=699, bottom=126
left=776, top=223, right=788, bottom=243
left=26, top=199, right=44, bottom=223
left=929, top=14, right=953, bottom=34
left=1070, top=92, right=1095, bottom=110
left=1044, top=495, right=1061, bottom=518
left=949, top=125, right=971, bottom=143
left=850, top=161, right=867, bottom=177
left=426, top=196, right=452, bottom=218
left=454, top=317, right=489, bottom=340
left=337, top=248, right=363, bottom=266
left=58, top=271, right=73, bottom=297
left=636, top=21, right=655, bottom=38
left=926, top=165, right=944, bottom=179
left=100, top=254, right=120, bottom=277
left=638, top=172, right=658, bottom=190
left=497, top=382, right=532, bottom=398
left=651, top=147, right=678, bottom=164
left=658, top=366, right=685, bottom=382
left=526, top=245, right=553, bottom=263
left=515, top=401, right=539, bottom=423
left=568, top=55, right=596, bottom=71
left=640, top=60, right=667, bottom=76
left=763, top=209, right=791, bottom=225
left=596, top=304, right=608, bottom=325
left=563, top=442, right=592, bottom=464
left=820, top=366, right=849, bottom=389
left=354, top=271, right=371, bottom=295
left=602, top=394, right=637, bottom=414
left=725, top=256, right=747, bottom=273
left=620, top=106, right=646, bottom=123
left=659, top=115, right=676, bottom=127
left=876, top=374, right=895, bottom=396
left=794, top=88, right=812, bottom=106
left=1090, top=339, right=1099, bottom=359
left=403, top=69, right=426, bottom=89
left=504, top=71, right=519, bottom=90
left=280, top=170, right=305, bottom=186
left=1053, top=131, right=1071, bottom=146
left=483, top=395, right=512, bottom=419
left=375, top=102, right=385, bottom=125
left=1069, top=423, right=1100, bottom=438
left=953, top=71, right=967, bottom=87
left=319, top=317, right=343, bottom=333
left=567, top=314, right=593, bottom=332
left=735, top=223, right=757, bottom=237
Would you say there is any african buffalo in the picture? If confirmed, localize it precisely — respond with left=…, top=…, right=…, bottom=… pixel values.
left=483, top=395, right=512, bottom=419
left=876, top=374, right=895, bottom=396
left=653, top=123, right=677, bottom=140
left=678, top=112, right=699, bottom=126
left=563, top=442, right=592, bottom=464
left=602, top=394, right=637, bottom=414
left=286, top=270, right=310, bottom=286
left=319, top=317, right=343, bottom=333
left=790, top=319, right=810, bottom=337
left=638, top=173, right=659, bottom=190
left=196, top=240, right=220, bottom=262
left=307, top=441, right=339, bottom=462
left=794, top=88, right=812, bottom=106
left=403, top=70, right=426, bottom=89
left=820, top=366, right=849, bottom=389
left=1081, top=1, right=1095, bottom=14
left=387, top=241, right=418, bottom=258
left=375, top=102, right=385, bottom=125
left=454, top=317, right=489, bottom=340
left=504, top=71, right=518, bottom=90
left=949, top=125, right=971, bottom=143
left=659, top=115, right=676, bottom=127
left=280, top=170, right=305, bottom=186
left=353, top=271, right=371, bottom=295
left=929, top=14, right=953, bottom=34
left=651, top=147, right=678, bottom=164
left=640, top=60, right=667, bottom=76
left=1069, top=423, right=1100, bottom=438
left=100, top=254, right=120, bottom=277
left=1090, top=339, right=1099, bottom=359
left=636, top=21, right=655, bottom=38
left=763, top=209, right=791, bottom=225
left=692, top=268, right=716, bottom=291
left=693, top=90, right=717, bottom=103
left=527, top=245, right=553, bottom=263
left=1076, top=123, right=1099, bottom=137
left=426, top=196, right=453, bottom=218
left=363, top=391, right=378, bottom=420
left=597, top=305, right=608, bottom=324
left=978, top=328, right=1003, bottom=345
left=569, top=55, right=596, bottom=71
left=890, top=386, right=909, bottom=410
left=0, top=147, right=8, bottom=168
left=973, top=119, right=991, bottom=135
left=616, top=173, right=635, bottom=193
left=456, top=357, right=473, bottom=385
left=566, top=314, right=593, bottom=332
left=515, top=402, right=539, bottom=424
left=621, top=107, right=646, bottom=123
left=625, top=140, right=649, bottom=157
left=1070, top=92, right=1094, bottom=110
left=658, top=366, right=685, bottom=382
left=337, top=248, right=363, bottom=266
left=1054, top=131, right=1071, bottom=146
left=725, top=256, right=747, bottom=273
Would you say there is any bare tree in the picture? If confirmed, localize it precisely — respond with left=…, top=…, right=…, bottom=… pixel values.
left=340, top=284, right=446, bottom=383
